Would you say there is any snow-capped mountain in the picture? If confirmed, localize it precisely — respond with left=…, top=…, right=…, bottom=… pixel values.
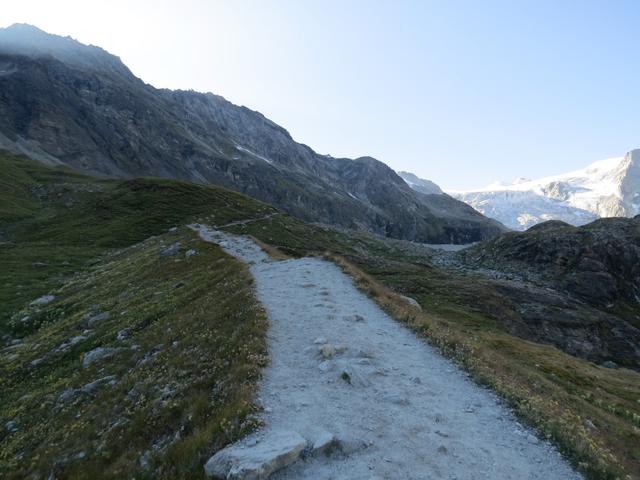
left=445, top=149, right=640, bottom=230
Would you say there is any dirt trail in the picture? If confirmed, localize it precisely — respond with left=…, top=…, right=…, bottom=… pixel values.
left=195, top=225, right=582, bottom=480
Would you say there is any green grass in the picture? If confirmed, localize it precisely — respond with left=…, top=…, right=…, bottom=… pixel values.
left=0, top=227, right=268, bottom=479
left=0, top=151, right=274, bottom=478
left=0, top=151, right=274, bottom=336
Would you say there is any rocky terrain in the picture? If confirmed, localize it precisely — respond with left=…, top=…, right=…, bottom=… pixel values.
left=446, top=218, right=640, bottom=369
left=0, top=24, right=504, bottom=244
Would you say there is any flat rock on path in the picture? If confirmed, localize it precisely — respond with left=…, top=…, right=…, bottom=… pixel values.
left=194, top=225, right=582, bottom=480
left=205, top=430, right=307, bottom=480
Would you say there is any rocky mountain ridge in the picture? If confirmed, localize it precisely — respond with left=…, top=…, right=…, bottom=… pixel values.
left=0, top=23, right=504, bottom=244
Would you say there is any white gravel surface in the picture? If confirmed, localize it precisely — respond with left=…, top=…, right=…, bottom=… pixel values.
left=195, top=225, right=582, bottom=480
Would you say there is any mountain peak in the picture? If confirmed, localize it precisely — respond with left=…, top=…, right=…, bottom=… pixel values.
left=4, top=23, right=47, bottom=34
left=0, top=23, right=132, bottom=78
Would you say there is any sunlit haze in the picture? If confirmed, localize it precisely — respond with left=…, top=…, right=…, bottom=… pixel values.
left=2, top=0, right=639, bottom=189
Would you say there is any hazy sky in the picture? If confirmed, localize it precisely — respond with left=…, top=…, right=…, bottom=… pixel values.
left=2, top=0, right=639, bottom=189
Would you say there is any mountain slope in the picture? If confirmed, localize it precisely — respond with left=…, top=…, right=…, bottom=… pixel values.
left=0, top=151, right=638, bottom=479
left=0, top=24, right=504, bottom=244
left=447, top=150, right=640, bottom=230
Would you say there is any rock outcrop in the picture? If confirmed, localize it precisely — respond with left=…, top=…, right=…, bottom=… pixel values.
left=458, top=216, right=640, bottom=369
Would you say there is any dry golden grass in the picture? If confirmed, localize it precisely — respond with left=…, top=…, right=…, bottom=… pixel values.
left=248, top=236, right=292, bottom=261
left=326, top=253, right=640, bottom=480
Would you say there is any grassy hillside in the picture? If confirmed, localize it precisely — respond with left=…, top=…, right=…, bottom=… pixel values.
left=0, top=152, right=273, bottom=478
left=1, top=151, right=639, bottom=479
left=0, top=151, right=274, bottom=337
left=1, top=228, right=267, bottom=479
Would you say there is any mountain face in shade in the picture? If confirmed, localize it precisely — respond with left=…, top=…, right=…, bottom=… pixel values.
left=448, top=150, right=640, bottom=230
left=0, top=24, right=505, bottom=244
left=460, top=217, right=640, bottom=369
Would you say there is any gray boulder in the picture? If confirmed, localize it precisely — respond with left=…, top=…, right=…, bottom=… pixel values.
left=83, top=312, right=110, bottom=327
left=204, top=430, right=307, bottom=479
left=80, top=375, right=118, bottom=394
left=82, top=347, right=121, bottom=368
left=160, top=242, right=182, bottom=257
left=30, top=294, right=55, bottom=306
left=400, top=295, right=422, bottom=310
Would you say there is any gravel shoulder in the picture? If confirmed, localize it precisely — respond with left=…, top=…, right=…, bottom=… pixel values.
left=196, top=225, right=582, bottom=480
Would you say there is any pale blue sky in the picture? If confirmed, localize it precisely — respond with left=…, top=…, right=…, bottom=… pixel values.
left=2, top=0, right=639, bottom=189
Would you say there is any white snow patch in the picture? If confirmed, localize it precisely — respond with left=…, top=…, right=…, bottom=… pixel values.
left=235, top=144, right=274, bottom=165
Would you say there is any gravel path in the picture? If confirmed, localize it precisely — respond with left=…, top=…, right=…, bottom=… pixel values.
left=195, top=225, right=581, bottom=480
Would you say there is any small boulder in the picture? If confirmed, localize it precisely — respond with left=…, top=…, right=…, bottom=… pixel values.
left=185, top=249, right=198, bottom=258
left=83, top=312, right=110, bottom=327
left=339, top=365, right=370, bottom=387
left=400, top=295, right=422, bottom=310
left=319, top=344, right=336, bottom=359
left=601, top=360, right=618, bottom=369
left=82, top=347, right=121, bottom=368
left=58, top=388, right=79, bottom=403
left=30, top=295, right=55, bottom=306
left=70, top=335, right=87, bottom=346
left=160, top=242, right=182, bottom=257
left=318, top=360, right=333, bottom=373
left=116, top=329, right=131, bottom=341
left=204, top=430, right=307, bottom=479
left=80, top=375, right=118, bottom=395
left=309, top=430, right=336, bottom=456
left=344, top=314, right=365, bottom=322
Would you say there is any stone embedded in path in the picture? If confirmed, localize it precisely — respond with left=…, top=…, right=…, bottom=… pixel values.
left=309, top=430, right=336, bottom=456
left=319, top=344, right=336, bottom=359
left=204, top=430, right=307, bottom=479
left=339, top=364, right=370, bottom=387
left=318, top=360, right=332, bottom=372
